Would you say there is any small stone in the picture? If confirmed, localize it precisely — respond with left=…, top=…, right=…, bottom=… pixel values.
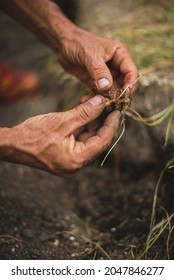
left=69, top=236, right=75, bottom=241
left=53, top=239, right=59, bottom=247
left=71, top=252, right=79, bottom=257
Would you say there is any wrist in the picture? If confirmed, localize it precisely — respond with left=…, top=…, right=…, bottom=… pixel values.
left=0, top=127, right=14, bottom=162
left=0, top=127, right=26, bottom=165
left=48, top=12, right=79, bottom=52
left=0, top=125, right=44, bottom=170
left=35, top=2, right=79, bottom=52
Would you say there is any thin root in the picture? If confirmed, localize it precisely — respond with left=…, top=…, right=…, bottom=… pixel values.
left=101, top=113, right=125, bottom=166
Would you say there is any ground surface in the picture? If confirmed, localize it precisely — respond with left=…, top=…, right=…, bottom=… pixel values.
left=0, top=0, right=174, bottom=260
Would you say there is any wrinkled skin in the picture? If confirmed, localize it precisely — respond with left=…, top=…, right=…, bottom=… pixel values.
left=58, top=28, right=139, bottom=94
left=0, top=0, right=138, bottom=177
left=7, top=96, right=120, bottom=178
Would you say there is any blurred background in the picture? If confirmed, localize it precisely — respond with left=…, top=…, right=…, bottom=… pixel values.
left=0, top=0, right=174, bottom=260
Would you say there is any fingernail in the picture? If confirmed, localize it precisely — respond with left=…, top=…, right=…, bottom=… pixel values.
left=98, top=78, right=110, bottom=89
left=88, top=95, right=103, bottom=106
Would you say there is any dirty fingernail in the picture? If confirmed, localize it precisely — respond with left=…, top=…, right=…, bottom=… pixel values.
left=88, top=95, right=103, bottom=106
left=98, top=78, right=110, bottom=89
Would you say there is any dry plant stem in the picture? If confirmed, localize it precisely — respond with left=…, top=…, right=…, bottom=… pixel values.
left=167, top=225, right=174, bottom=260
left=150, top=170, right=165, bottom=230
left=127, top=102, right=174, bottom=126
left=0, top=235, right=22, bottom=247
left=127, top=103, right=174, bottom=145
left=137, top=214, right=174, bottom=259
left=118, top=76, right=141, bottom=100
left=164, top=112, right=173, bottom=146
left=46, top=230, right=111, bottom=260
left=100, top=76, right=141, bottom=166
left=150, top=154, right=174, bottom=230
left=164, top=209, right=174, bottom=260
left=129, top=245, right=136, bottom=260
left=100, top=113, right=125, bottom=167
left=168, top=165, right=174, bottom=169
left=137, top=156, right=174, bottom=259
left=126, top=107, right=168, bottom=126
left=99, top=76, right=141, bottom=111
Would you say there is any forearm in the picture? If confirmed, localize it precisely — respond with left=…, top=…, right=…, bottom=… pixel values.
left=0, top=0, right=78, bottom=52
left=0, top=127, right=29, bottom=166
left=0, top=126, right=45, bottom=170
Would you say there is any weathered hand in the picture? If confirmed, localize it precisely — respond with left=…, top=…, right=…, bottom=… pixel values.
left=58, top=28, right=138, bottom=94
left=0, top=1, right=138, bottom=94
left=10, top=95, right=120, bottom=178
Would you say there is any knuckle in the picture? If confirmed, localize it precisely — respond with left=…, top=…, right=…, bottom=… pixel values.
left=89, top=60, right=107, bottom=77
left=117, top=44, right=128, bottom=56
left=75, top=105, right=92, bottom=122
left=90, top=60, right=104, bottom=72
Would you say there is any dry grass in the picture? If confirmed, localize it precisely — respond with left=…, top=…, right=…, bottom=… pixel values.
left=110, top=24, right=174, bottom=71
left=45, top=230, right=111, bottom=260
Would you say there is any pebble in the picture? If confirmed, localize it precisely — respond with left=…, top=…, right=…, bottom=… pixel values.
left=69, top=236, right=75, bottom=241
left=71, top=253, right=79, bottom=257
left=53, top=239, right=59, bottom=247
left=111, top=227, right=117, bottom=233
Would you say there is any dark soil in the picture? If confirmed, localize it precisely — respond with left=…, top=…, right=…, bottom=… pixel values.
left=0, top=0, right=174, bottom=260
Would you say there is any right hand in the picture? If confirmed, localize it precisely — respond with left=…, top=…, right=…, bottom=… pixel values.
left=58, top=28, right=138, bottom=95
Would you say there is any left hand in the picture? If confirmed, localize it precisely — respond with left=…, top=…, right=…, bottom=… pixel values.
left=9, top=95, right=120, bottom=178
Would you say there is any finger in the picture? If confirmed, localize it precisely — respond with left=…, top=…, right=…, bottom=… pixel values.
left=77, top=130, right=97, bottom=142
left=111, top=43, right=139, bottom=93
left=83, top=110, right=121, bottom=161
left=123, top=71, right=139, bottom=98
left=86, top=57, right=113, bottom=91
left=74, top=118, right=99, bottom=138
left=63, top=95, right=106, bottom=135
left=77, top=119, right=100, bottom=141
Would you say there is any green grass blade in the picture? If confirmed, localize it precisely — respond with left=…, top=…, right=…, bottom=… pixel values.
left=164, top=112, right=173, bottom=146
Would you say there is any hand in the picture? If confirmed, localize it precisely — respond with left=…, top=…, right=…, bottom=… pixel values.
left=58, top=28, right=138, bottom=94
left=0, top=1, right=138, bottom=94
left=10, top=95, right=120, bottom=178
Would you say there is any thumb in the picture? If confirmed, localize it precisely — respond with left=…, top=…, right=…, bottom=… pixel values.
left=87, top=58, right=113, bottom=91
left=66, top=95, right=105, bottom=133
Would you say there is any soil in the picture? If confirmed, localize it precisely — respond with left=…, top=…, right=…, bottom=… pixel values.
left=0, top=0, right=174, bottom=260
